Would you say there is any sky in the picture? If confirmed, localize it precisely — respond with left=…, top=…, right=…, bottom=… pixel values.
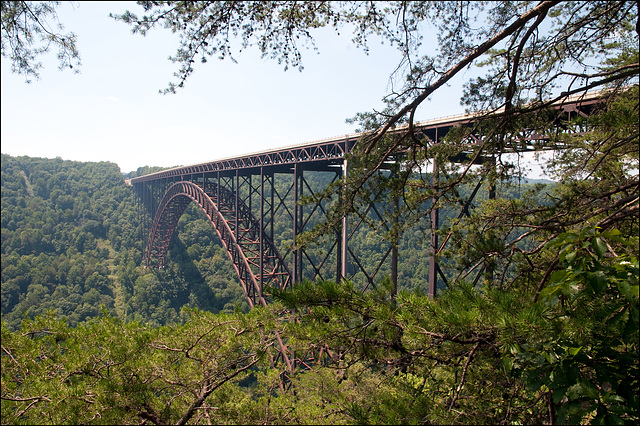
left=1, top=1, right=549, bottom=177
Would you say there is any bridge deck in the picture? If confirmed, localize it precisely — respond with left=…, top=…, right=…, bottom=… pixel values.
left=132, top=90, right=606, bottom=300
left=130, top=91, right=602, bottom=183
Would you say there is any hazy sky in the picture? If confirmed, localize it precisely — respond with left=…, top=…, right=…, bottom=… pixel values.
left=1, top=1, right=564, bottom=182
left=1, top=1, right=479, bottom=174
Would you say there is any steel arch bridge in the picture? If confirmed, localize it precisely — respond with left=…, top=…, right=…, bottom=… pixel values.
left=130, top=92, right=602, bottom=307
left=144, top=180, right=292, bottom=308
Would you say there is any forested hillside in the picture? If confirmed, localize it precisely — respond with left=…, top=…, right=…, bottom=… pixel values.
left=2, top=153, right=545, bottom=330
left=1, top=154, right=248, bottom=330
left=2, top=151, right=637, bottom=425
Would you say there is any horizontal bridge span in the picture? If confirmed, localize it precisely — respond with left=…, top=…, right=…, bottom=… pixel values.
left=131, top=136, right=356, bottom=183
left=132, top=90, right=606, bottom=300
left=129, top=91, right=602, bottom=184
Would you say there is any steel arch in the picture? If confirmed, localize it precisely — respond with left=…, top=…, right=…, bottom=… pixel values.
left=145, top=181, right=292, bottom=307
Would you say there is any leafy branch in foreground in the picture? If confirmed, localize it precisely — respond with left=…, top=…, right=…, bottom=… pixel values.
left=1, top=307, right=281, bottom=425
left=513, top=228, right=639, bottom=425
left=268, top=227, right=638, bottom=424
left=1, top=1, right=81, bottom=82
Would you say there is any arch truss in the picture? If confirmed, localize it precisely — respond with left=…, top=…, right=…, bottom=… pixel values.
left=145, top=179, right=292, bottom=307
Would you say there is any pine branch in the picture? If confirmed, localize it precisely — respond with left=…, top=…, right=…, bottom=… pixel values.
left=449, top=341, right=480, bottom=411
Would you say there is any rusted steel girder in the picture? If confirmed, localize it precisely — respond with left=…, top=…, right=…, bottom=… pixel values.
left=145, top=180, right=291, bottom=307
left=133, top=91, right=604, bottom=299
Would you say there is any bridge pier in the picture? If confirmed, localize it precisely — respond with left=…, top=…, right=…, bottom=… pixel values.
left=293, top=163, right=303, bottom=284
left=428, top=157, right=439, bottom=300
left=338, top=158, right=348, bottom=284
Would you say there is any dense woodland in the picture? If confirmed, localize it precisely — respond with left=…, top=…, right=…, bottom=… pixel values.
left=2, top=1, right=638, bottom=424
left=1, top=150, right=637, bottom=424
left=1, top=154, right=249, bottom=329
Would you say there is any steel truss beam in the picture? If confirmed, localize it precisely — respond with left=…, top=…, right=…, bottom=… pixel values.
left=144, top=180, right=291, bottom=307
left=133, top=92, right=603, bottom=300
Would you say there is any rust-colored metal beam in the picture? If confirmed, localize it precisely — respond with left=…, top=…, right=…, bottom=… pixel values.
left=145, top=180, right=291, bottom=307
left=133, top=91, right=604, bottom=299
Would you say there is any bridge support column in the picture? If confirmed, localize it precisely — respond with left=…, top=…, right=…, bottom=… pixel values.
left=293, top=164, right=303, bottom=284
left=259, top=167, right=264, bottom=297
left=428, top=158, right=439, bottom=299
left=338, top=158, right=348, bottom=283
left=235, top=169, right=239, bottom=243
left=391, top=189, right=399, bottom=300
left=483, top=155, right=497, bottom=286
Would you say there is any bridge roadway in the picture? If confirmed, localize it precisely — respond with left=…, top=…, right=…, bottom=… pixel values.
left=131, top=92, right=601, bottom=306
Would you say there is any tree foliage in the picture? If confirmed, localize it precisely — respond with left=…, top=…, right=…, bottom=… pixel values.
left=1, top=307, right=281, bottom=425
left=515, top=228, right=639, bottom=424
left=0, top=155, right=250, bottom=330
left=1, top=1, right=80, bottom=82
left=267, top=226, right=638, bottom=424
left=3, top=228, right=635, bottom=424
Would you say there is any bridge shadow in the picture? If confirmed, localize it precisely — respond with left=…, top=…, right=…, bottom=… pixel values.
left=167, top=236, right=220, bottom=313
left=167, top=229, right=250, bottom=314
